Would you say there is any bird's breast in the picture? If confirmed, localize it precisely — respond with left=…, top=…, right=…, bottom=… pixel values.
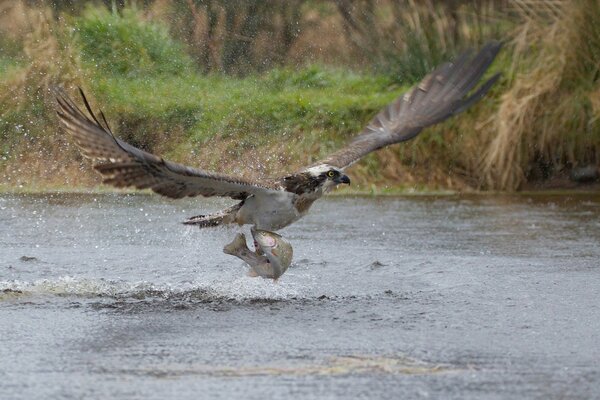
left=293, top=195, right=317, bottom=214
left=236, top=191, right=301, bottom=231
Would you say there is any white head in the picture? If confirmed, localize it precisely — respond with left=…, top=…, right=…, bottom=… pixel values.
left=305, top=164, right=351, bottom=192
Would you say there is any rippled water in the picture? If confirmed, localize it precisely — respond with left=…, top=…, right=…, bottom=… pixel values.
left=1, top=193, right=600, bottom=399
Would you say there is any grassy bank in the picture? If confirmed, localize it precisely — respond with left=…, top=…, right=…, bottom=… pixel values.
left=0, top=1, right=599, bottom=193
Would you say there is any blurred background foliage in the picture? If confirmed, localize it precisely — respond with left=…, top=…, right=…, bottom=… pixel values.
left=0, top=0, right=598, bottom=191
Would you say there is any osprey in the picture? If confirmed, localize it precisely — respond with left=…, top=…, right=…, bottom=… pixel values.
left=55, top=42, right=501, bottom=272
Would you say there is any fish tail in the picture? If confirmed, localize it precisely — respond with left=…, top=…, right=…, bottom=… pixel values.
left=223, top=233, right=248, bottom=255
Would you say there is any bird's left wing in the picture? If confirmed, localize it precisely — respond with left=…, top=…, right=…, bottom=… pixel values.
left=314, top=41, right=502, bottom=170
left=55, top=88, right=281, bottom=200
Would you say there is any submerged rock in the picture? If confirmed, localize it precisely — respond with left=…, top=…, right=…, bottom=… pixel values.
left=369, top=261, right=387, bottom=270
left=570, top=166, right=599, bottom=183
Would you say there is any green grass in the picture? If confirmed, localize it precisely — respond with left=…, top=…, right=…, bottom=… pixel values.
left=0, top=36, right=24, bottom=75
left=0, top=4, right=412, bottom=188
left=0, top=57, right=21, bottom=75
left=87, top=66, right=404, bottom=153
left=70, top=5, right=402, bottom=150
left=75, top=5, right=194, bottom=77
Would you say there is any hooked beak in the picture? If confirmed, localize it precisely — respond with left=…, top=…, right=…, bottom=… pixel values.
left=335, top=174, right=351, bottom=185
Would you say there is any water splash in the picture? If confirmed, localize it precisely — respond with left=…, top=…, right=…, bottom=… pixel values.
left=0, top=275, right=302, bottom=303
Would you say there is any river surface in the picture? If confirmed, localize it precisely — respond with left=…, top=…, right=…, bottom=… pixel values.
left=1, top=193, right=599, bottom=399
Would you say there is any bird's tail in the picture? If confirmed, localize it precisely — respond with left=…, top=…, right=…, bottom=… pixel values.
left=182, top=202, right=242, bottom=228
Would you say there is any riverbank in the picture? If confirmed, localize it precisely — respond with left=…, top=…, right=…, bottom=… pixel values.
left=1, top=1, right=599, bottom=192
left=1, top=180, right=598, bottom=197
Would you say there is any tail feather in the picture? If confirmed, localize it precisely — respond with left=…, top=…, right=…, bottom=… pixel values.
left=183, top=202, right=243, bottom=228
left=183, top=214, right=227, bottom=227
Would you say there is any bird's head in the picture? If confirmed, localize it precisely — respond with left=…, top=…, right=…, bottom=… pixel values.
left=305, top=164, right=351, bottom=192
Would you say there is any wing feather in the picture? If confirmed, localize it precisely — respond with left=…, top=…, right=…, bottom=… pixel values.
left=55, top=88, right=281, bottom=200
left=317, top=41, right=502, bottom=169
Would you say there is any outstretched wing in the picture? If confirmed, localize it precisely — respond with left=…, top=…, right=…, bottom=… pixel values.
left=317, top=41, right=502, bottom=170
left=55, top=88, right=281, bottom=200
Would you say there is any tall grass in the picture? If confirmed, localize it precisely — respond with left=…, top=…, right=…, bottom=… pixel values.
left=481, top=0, right=600, bottom=190
left=336, top=0, right=505, bottom=83
left=0, top=4, right=84, bottom=177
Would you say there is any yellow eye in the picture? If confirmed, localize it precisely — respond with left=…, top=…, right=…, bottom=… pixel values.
left=327, top=171, right=335, bottom=178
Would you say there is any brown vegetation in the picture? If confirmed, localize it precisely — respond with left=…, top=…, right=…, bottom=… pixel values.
left=482, top=0, right=600, bottom=190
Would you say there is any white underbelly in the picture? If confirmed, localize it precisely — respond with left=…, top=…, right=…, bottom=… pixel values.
left=237, top=192, right=301, bottom=231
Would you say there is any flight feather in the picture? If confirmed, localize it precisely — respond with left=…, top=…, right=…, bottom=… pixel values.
left=316, top=41, right=502, bottom=169
left=55, top=88, right=280, bottom=200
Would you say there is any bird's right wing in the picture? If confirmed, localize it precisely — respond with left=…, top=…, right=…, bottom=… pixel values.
left=55, top=88, right=282, bottom=200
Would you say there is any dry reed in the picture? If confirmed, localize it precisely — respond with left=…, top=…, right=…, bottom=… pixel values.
left=481, top=0, right=600, bottom=190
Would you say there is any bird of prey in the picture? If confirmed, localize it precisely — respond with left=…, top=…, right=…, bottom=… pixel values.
left=55, top=42, right=501, bottom=268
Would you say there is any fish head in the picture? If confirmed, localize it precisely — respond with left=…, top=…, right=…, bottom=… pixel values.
left=250, top=228, right=293, bottom=278
left=252, top=229, right=281, bottom=250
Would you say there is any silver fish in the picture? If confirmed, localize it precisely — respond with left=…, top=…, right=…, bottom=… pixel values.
left=223, top=228, right=293, bottom=280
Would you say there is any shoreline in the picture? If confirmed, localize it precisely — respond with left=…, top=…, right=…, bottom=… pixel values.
left=1, top=183, right=598, bottom=197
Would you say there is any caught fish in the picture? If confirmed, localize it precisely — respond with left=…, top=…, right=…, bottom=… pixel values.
left=223, top=228, right=293, bottom=280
